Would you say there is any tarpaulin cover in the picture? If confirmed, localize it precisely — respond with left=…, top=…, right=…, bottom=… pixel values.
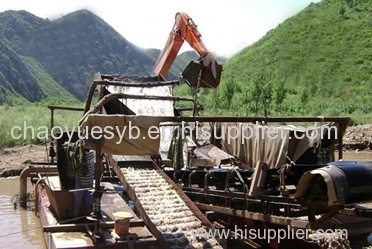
left=80, top=114, right=162, bottom=155
left=105, top=83, right=175, bottom=159
left=216, top=122, right=335, bottom=169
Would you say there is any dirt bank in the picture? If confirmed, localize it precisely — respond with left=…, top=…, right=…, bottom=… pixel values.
left=1, top=124, right=371, bottom=177
left=342, top=124, right=372, bottom=151
left=0, top=144, right=49, bottom=177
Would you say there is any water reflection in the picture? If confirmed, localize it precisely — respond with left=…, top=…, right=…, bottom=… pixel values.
left=0, top=177, right=45, bottom=249
left=340, top=150, right=372, bottom=161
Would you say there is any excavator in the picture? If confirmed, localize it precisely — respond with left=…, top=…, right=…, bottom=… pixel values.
left=152, top=12, right=222, bottom=88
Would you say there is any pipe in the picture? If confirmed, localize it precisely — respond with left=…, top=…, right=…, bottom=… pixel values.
left=20, top=165, right=58, bottom=209
left=34, top=178, right=45, bottom=215
left=188, top=170, right=196, bottom=187
left=79, top=92, right=194, bottom=126
left=203, top=170, right=213, bottom=190
left=83, top=79, right=179, bottom=114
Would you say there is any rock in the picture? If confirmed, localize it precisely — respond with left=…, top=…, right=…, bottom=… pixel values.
left=339, top=124, right=372, bottom=151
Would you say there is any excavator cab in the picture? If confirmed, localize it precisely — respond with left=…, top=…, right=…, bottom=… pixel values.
left=153, top=12, right=223, bottom=88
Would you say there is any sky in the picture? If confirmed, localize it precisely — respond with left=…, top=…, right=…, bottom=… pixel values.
left=0, top=0, right=321, bottom=57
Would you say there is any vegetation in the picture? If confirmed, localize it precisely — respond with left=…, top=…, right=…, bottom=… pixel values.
left=174, top=0, right=372, bottom=125
left=2, top=0, right=372, bottom=148
left=0, top=104, right=84, bottom=150
left=0, top=9, right=226, bottom=148
left=0, top=10, right=220, bottom=103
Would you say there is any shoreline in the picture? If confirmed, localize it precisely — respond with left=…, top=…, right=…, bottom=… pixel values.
left=1, top=144, right=371, bottom=178
left=1, top=124, right=371, bottom=177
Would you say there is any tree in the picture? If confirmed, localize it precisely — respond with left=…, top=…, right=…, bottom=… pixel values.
left=273, top=77, right=287, bottom=112
left=241, top=84, right=251, bottom=115
left=249, top=73, right=265, bottom=115
left=224, top=75, right=236, bottom=109
left=262, top=81, right=272, bottom=117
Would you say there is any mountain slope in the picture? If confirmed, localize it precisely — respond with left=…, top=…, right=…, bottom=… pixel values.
left=0, top=10, right=160, bottom=102
left=0, top=10, right=48, bottom=54
left=26, top=10, right=157, bottom=100
left=0, top=9, right=224, bottom=103
left=0, top=39, right=43, bottom=102
left=203, top=0, right=372, bottom=121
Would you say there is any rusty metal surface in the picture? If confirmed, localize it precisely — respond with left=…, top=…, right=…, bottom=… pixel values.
left=196, top=202, right=372, bottom=235
left=153, top=116, right=350, bottom=124
left=182, top=60, right=222, bottom=88
left=44, top=176, right=74, bottom=219
left=37, top=177, right=158, bottom=249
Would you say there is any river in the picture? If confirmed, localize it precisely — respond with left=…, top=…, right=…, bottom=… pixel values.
left=0, top=177, right=45, bottom=249
left=0, top=151, right=370, bottom=249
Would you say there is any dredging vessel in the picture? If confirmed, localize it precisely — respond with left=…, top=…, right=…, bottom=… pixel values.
left=18, top=12, right=372, bottom=249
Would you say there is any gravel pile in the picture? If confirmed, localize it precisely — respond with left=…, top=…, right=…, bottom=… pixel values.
left=308, top=231, right=351, bottom=249
left=343, top=124, right=372, bottom=150
left=122, top=167, right=223, bottom=249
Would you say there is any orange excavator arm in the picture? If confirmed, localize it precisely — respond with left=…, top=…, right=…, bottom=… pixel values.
left=152, top=12, right=221, bottom=87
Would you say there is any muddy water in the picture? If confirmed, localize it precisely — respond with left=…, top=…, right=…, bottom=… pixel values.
left=339, top=150, right=372, bottom=161
left=0, top=177, right=45, bottom=249
left=0, top=152, right=370, bottom=249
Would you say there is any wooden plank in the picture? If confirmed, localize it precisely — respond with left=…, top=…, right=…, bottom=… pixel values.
left=43, top=220, right=145, bottom=233
left=100, top=182, right=139, bottom=221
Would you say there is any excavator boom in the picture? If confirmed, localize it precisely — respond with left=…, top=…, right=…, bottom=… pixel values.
left=153, top=12, right=222, bottom=88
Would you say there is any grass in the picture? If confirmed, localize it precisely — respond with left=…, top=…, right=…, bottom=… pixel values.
left=1, top=78, right=370, bottom=150
left=0, top=105, right=84, bottom=150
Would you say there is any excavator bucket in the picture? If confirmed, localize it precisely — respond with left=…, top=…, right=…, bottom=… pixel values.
left=181, top=60, right=222, bottom=88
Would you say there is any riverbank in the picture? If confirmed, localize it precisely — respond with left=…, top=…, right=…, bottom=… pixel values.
left=343, top=124, right=372, bottom=150
left=1, top=124, right=371, bottom=177
left=0, top=144, right=48, bottom=177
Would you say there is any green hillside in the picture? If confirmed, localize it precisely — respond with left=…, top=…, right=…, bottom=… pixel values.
left=0, top=9, right=222, bottom=104
left=188, top=0, right=372, bottom=124
left=2, top=2, right=370, bottom=124
left=0, top=10, right=75, bottom=104
left=24, top=10, right=157, bottom=100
